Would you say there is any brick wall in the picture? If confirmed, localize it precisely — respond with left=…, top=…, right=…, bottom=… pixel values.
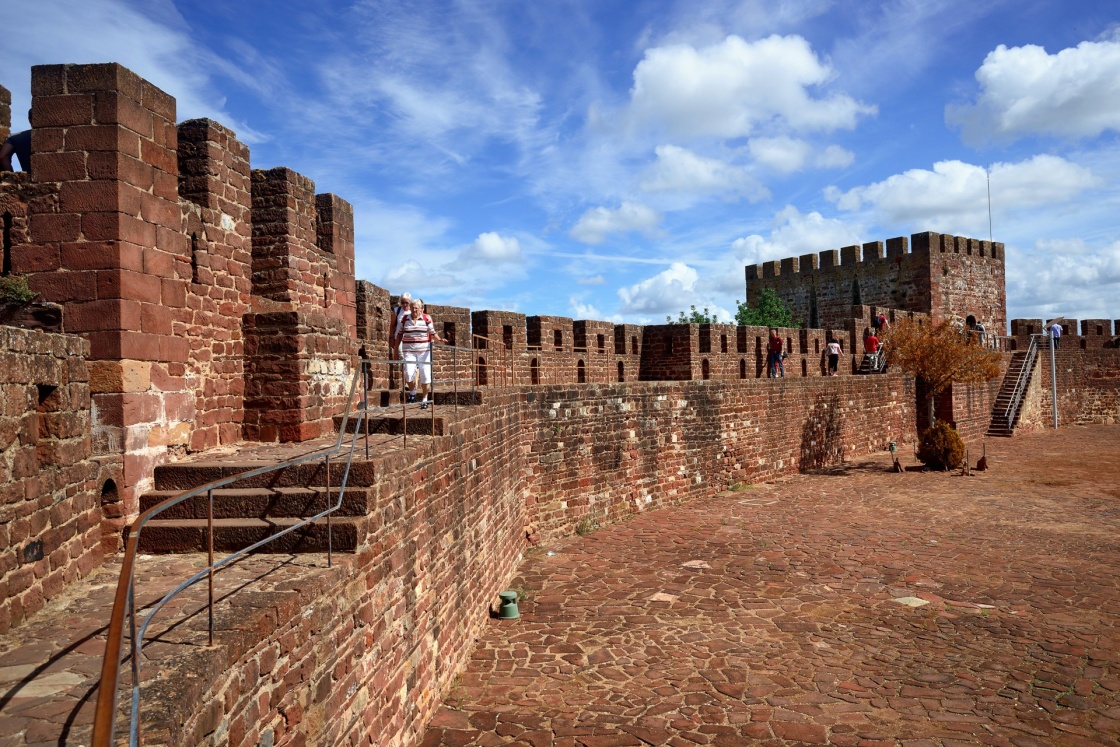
left=471, top=310, right=527, bottom=386
left=177, top=118, right=253, bottom=452
left=243, top=312, right=353, bottom=442
left=0, top=326, right=101, bottom=633
left=746, top=232, right=1006, bottom=334
left=0, top=83, right=10, bottom=143
left=1019, top=349, right=1120, bottom=430
left=138, top=374, right=915, bottom=746
left=161, top=390, right=530, bottom=747
left=18, top=63, right=192, bottom=544
left=523, top=375, right=915, bottom=540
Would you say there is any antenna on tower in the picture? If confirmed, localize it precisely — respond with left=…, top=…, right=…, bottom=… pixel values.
left=986, top=168, right=993, bottom=243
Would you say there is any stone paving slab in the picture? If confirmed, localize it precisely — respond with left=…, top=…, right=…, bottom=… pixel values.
left=423, top=425, right=1120, bottom=747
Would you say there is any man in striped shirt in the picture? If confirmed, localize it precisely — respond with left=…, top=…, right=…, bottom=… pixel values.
left=394, top=298, right=446, bottom=408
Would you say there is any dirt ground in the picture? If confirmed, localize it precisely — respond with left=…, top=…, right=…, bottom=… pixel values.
left=422, top=424, right=1120, bottom=747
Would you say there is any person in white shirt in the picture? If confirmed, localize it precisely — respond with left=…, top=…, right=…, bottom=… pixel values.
left=1049, top=322, right=1062, bottom=350
left=825, top=338, right=842, bottom=376
left=394, top=298, right=446, bottom=408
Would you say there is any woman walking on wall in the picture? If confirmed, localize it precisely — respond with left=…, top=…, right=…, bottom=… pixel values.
left=826, top=338, right=842, bottom=376
left=395, top=298, right=446, bottom=409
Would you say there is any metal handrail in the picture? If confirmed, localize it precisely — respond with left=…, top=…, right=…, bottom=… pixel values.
left=91, top=361, right=373, bottom=747
left=1003, top=333, right=1042, bottom=424
left=869, top=341, right=888, bottom=373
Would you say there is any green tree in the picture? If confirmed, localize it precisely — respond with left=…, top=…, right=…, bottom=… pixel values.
left=667, top=305, right=719, bottom=324
left=735, top=289, right=799, bottom=328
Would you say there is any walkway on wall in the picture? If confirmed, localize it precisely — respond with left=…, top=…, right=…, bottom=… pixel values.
left=420, top=425, right=1120, bottom=747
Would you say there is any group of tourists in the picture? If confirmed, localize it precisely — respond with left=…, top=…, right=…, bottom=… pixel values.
left=767, top=312, right=889, bottom=379
left=390, top=292, right=446, bottom=410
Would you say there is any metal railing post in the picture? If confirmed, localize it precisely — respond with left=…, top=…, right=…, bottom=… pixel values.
left=430, top=339, right=436, bottom=437
left=1049, top=332, right=1058, bottom=429
left=326, top=454, right=333, bottom=568
left=128, top=582, right=140, bottom=747
left=207, top=488, right=214, bottom=647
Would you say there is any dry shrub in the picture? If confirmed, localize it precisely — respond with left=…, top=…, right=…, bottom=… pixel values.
left=917, top=420, right=965, bottom=470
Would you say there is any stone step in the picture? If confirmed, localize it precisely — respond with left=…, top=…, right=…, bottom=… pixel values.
left=154, top=459, right=378, bottom=492
left=346, top=414, right=447, bottom=436
left=139, top=487, right=370, bottom=520
left=372, top=390, right=483, bottom=407
left=137, top=516, right=363, bottom=554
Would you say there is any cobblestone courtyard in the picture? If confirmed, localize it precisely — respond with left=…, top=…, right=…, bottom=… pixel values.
left=423, top=425, right=1120, bottom=747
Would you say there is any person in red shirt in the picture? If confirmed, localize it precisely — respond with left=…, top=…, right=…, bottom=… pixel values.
left=767, top=330, right=784, bottom=378
left=864, top=330, right=881, bottom=371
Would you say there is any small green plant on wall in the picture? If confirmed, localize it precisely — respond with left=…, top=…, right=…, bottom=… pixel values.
left=0, top=275, right=38, bottom=305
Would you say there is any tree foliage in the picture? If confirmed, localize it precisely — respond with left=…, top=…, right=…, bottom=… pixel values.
left=882, top=316, right=1002, bottom=424
left=667, top=305, right=719, bottom=324
left=735, top=289, right=799, bottom=328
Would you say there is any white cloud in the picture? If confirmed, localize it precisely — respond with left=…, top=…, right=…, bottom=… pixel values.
left=825, top=155, right=1100, bottom=232
left=947, top=39, right=1120, bottom=142
left=569, top=297, right=603, bottom=319
left=384, top=260, right=459, bottom=290
left=570, top=201, right=662, bottom=244
left=641, top=145, right=768, bottom=200
left=748, top=137, right=854, bottom=173
left=0, top=0, right=268, bottom=141
left=460, top=232, right=523, bottom=263
left=717, top=206, right=863, bottom=293
left=617, top=262, right=700, bottom=315
left=1008, top=238, right=1120, bottom=321
left=628, top=34, right=875, bottom=139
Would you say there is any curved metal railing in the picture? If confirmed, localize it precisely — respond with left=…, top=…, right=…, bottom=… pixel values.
left=91, top=362, right=375, bottom=747
left=91, top=338, right=486, bottom=746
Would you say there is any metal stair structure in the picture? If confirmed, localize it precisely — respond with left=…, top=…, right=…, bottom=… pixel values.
left=987, top=336, right=1040, bottom=437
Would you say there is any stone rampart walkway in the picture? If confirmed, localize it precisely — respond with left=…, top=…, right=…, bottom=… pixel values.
left=424, top=425, right=1120, bottom=747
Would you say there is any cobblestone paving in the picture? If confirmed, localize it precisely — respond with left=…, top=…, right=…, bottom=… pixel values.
left=424, top=425, right=1120, bottom=747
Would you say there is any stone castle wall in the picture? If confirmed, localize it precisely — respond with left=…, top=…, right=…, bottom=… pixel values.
left=746, top=233, right=1006, bottom=334
left=0, top=326, right=101, bottom=633
left=136, top=375, right=917, bottom=747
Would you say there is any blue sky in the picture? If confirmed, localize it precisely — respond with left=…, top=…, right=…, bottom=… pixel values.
left=3, top=0, right=1119, bottom=330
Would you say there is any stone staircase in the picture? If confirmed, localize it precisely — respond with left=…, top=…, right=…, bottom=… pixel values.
left=987, top=351, right=1034, bottom=437
left=134, top=389, right=485, bottom=555
left=138, top=463, right=372, bottom=554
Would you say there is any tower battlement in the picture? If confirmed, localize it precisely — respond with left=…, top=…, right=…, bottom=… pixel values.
left=745, top=232, right=1006, bottom=333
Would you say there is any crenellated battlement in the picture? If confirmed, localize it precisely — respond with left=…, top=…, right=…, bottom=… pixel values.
left=746, top=232, right=1005, bottom=282
left=745, top=231, right=1007, bottom=334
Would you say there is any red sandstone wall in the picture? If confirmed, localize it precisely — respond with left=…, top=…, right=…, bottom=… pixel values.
left=242, top=312, right=353, bottom=442
left=1020, top=350, right=1120, bottom=430
left=0, top=326, right=102, bottom=633
left=178, top=119, right=253, bottom=452
left=0, top=83, right=10, bottom=143
left=134, top=375, right=916, bottom=747
left=164, top=391, right=530, bottom=747
left=523, top=376, right=916, bottom=541
left=17, top=63, right=194, bottom=543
